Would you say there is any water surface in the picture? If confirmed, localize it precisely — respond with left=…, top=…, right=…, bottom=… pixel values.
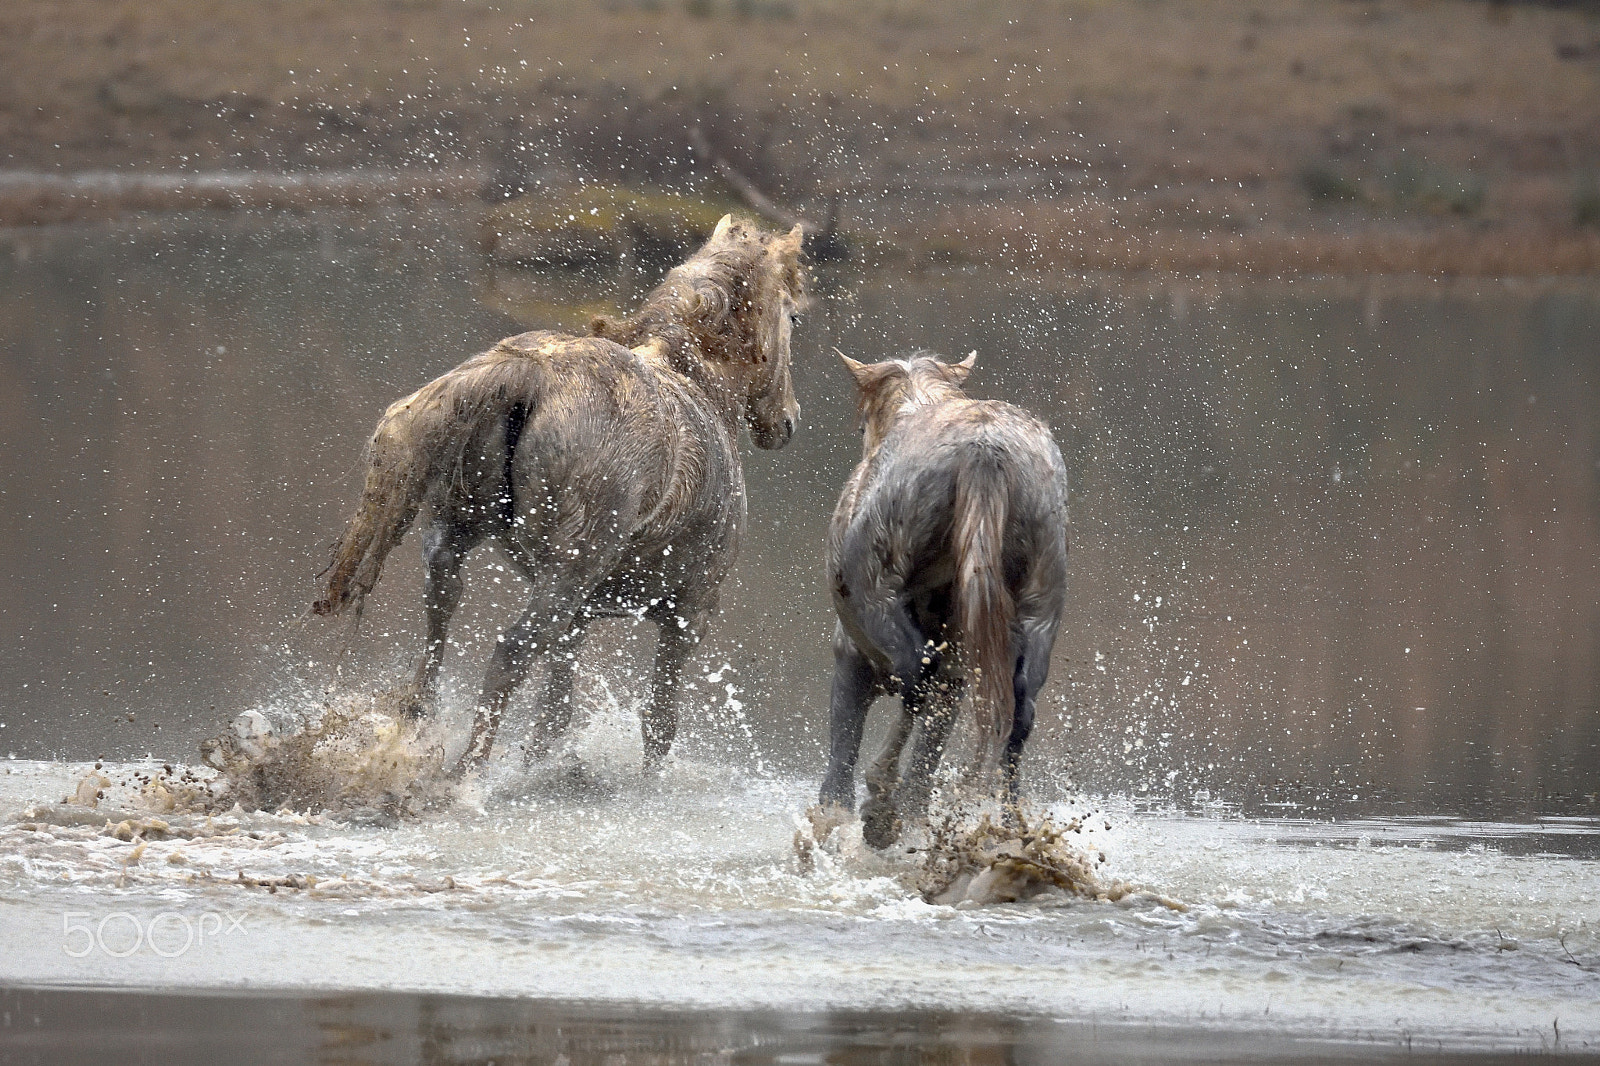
left=0, top=208, right=1594, bottom=815
left=0, top=209, right=1597, bottom=1054
left=1, top=757, right=1596, bottom=1053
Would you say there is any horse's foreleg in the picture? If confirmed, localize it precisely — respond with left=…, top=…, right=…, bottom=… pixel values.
left=407, top=522, right=478, bottom=719
left=641, top=608, right=709, bottom=772
left=454, top=576, right=587, bottom=775
left=817, top=624, right=879, bottom=812
left=522, top=614, right=592, bottom=765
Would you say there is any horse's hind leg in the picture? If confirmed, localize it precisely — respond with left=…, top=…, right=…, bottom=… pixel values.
left=405, top=519, right=483, bottom=719
left=891, top=678, right=965, bottom=833
left=1002, top=622, right=1058, bottom=809
left=851, top=593, right=939, bottom=848
left=641, top=605, right=710, bottom=773
left=454, top=569, right=598, bottom=775
left=522, top=613, right=593, bottom=765
left=860, top=705, right=916, bottom=849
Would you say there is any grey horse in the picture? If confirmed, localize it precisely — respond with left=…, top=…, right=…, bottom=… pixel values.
left=817, top=350, right=1069, bottom=847
left=312, top=216, right=807, bottom=776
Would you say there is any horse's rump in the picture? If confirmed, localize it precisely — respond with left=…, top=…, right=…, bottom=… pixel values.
left=313, top=331, right=672, bottom=619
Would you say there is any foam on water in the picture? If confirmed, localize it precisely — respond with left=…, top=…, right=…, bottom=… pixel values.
left=2, top=699, right=1598, bottom=1053
left=189, top=684, right=1154, bottom=911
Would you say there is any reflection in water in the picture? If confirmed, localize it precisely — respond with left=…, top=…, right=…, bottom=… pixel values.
left=5, top=986, right=1558, bottom=1066
left=0, top=209, right=1595, bottom=818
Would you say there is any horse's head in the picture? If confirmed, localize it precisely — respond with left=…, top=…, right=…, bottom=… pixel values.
left=607, top=215, right=806, bottom=449
left=705, top=215, right=806, bottom=449
left=838, top=349, right=977, bottom=455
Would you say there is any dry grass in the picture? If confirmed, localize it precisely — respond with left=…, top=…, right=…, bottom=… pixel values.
left=481, top=181, right=742, bottom=263
left=1, top=0, right=1597, bottom=274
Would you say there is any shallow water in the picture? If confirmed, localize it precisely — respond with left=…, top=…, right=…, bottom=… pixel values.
left=3, top=987, right=1590, bottom=1066
left=1, top=753, right=1597, bottom=1052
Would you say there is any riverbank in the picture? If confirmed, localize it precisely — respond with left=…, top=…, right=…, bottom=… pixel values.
left=4, top=166, right=1597, bottom=277
left=2, top=0, right=1597, bottom=275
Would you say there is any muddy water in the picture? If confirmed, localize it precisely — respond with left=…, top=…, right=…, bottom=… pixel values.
left=0, top=208, right=1598, bottom=1052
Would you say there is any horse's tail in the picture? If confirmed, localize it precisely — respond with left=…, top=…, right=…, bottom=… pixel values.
left=952, top=447, right=1015, bottom=777
left=311, top=389, right=447, bottom=619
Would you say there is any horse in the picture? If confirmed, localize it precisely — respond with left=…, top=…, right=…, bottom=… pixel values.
left=311, top=215, right=807, bottom=777
left=816, top=350, right=1069, bottom=848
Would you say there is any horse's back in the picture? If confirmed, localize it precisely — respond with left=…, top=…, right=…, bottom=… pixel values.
left=418, top=328, right=740, bottom=570
left=405, top=327, right=698, bottom=471
left=380, top=329, right=640, bottom=498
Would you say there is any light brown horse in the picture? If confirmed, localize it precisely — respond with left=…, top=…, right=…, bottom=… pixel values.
left=818, top=351, right=1069, bottom=847
left=312, top=216, right=806, bottom=775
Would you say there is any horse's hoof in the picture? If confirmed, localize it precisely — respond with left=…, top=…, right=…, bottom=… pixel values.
left=817, top=776, right=856, bottom=814
left=999, top=802, right=1024, bottom=830
left=860, top=798, right=901, bottom=850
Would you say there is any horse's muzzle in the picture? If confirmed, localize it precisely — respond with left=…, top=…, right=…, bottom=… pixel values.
left=752, top=410, right=797, bottom=449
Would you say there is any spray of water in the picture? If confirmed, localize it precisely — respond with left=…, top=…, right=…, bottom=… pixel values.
left=794, top=792, right=1185, bottom=910
left=196, top=689, right=451, bottom=818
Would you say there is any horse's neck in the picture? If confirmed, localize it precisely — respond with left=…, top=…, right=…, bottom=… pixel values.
left=856, top=385, right=965, bottom=458
left=628, top=336, right=746, bottom=535
left=630, top=336, right=745, bottom=433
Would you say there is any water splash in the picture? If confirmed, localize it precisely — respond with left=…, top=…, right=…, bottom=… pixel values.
left=198, top=690, right=450, bottom=818
left=917, top=808, right=1185, bottom=909
left=796, top=799, right=1185, bottom=909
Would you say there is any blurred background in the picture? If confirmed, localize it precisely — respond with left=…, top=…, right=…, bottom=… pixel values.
left=0, top=0, right=1596, bottom=817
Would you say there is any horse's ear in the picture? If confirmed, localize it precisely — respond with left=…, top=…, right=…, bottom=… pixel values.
left=946, top=350, right=977, bottom=384
left=835, top=347, right=874, bottom=385
left=711, top=214, right=734, bottom=242
left=782, top=224, right=804, bottom=256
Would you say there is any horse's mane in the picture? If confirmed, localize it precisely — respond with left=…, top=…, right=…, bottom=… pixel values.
left=589, top=219, right=804, bottom=376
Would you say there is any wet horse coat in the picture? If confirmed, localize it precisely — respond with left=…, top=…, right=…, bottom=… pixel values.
left=817, top=352, right=1069, bottom=848
left=312, top=217, right=806, bottom=774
